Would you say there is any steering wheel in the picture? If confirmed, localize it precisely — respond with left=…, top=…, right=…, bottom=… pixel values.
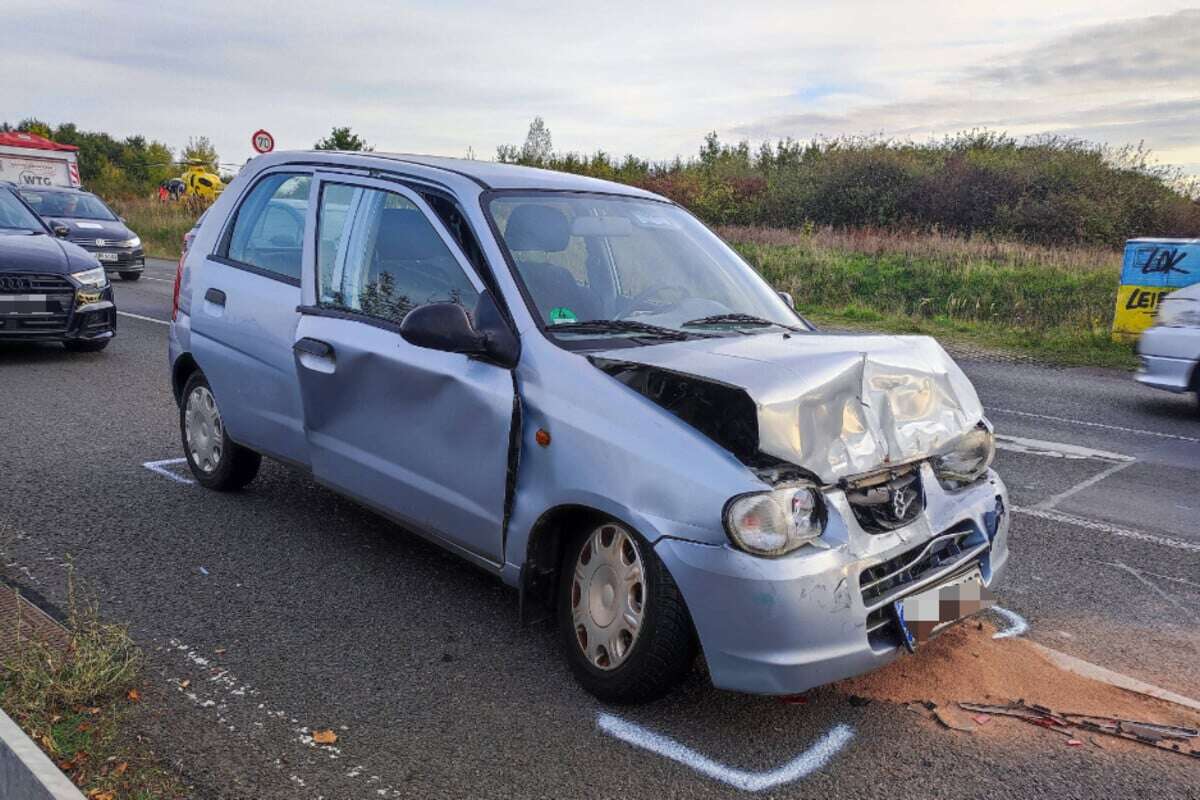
left=622, top=283, right=692, bottom=316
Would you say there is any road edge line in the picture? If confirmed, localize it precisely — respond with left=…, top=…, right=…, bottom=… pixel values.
left=1030, top=643, right=1200, bottom=713
left=0, top=707, right=86, bottom=800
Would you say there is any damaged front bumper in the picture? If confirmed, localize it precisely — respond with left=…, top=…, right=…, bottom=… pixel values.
left=656, top=465, right=1009, bottom=696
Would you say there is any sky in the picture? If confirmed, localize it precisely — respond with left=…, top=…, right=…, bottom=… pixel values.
left=3, top=1, right=1198, bottom=174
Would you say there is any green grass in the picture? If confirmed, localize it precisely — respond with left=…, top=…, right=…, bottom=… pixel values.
left=722, top=226, right=1132, bottom=368
left=1, top=574, right=186, bottom=798
left=109, top=197, right=201, bottom=260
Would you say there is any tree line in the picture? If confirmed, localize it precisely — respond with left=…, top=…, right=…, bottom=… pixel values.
left=498, top=118, right=1200, bottom=247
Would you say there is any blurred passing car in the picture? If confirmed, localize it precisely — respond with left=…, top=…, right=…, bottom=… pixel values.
left=0, top=182, right=116, bottom=351
left=17, top=186, right=145, bottom=281
left=1136, top=281, right=1200, bottom=409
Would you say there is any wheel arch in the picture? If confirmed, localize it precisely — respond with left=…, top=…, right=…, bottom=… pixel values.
left=172, top=352, right=200, bottom=405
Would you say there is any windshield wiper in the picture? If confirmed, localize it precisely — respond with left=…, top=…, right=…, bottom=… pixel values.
left=682, top=313, right=806, bottom=332
left=548, top=319, right=702, bottom=341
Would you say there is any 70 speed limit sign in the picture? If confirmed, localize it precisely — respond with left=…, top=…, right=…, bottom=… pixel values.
left=251, top=129, right=275, bottom=154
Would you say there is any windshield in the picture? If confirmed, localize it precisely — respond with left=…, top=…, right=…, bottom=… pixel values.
left=18, top=189, right=116, bottom=221
left=487, top=193, right=803, bottom=342
left=0, top=189, right=45, bottom=232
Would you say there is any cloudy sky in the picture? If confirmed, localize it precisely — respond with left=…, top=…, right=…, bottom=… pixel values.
left=3, top=1, right=1197, bottom=173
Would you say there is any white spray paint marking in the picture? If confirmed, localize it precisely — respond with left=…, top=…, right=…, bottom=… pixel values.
left=987, top=406, right=1200, bottom=443
left=597, top=713, right=854, bottom=793
left=165, top=639, right=404, bottom=797
left=1012, top=506, right=1200, bottom=553
left=142, top=457, right=194, bottom=485
left=1032, top=459, right=1135, bottom=511
left=989, top=606, right=1029, bottom=639
left=994, top=435, right=1134, bottom=463
left=117, top=310, right=171, bottom=326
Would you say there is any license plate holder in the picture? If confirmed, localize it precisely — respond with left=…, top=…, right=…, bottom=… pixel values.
left=892, top=567, right=992, bottom=652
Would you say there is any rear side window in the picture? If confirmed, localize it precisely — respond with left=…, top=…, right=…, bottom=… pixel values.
left=316, top=184, right=479, bottom=325
left=223, top=173, right=311, bottom=282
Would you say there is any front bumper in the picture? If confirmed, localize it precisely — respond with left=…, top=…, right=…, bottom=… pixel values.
left=0, top=282, right=117, bottom=344
left=656, top=465, right=1010, bottom=695
left=76, top=245, right=146, bottom=274
left=1136, top=325, right=1199, bottom=393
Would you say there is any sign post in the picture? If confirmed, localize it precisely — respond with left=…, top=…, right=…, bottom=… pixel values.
left=251, top=129, right=275, bottom=154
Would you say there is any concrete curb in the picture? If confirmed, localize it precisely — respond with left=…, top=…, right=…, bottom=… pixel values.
left=1032, top=642, right=1200, bottom=713
left=0, top=707, right=86, bottom=800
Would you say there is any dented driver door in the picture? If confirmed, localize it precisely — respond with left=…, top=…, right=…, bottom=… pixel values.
left=292, top=175, right=513, bottom=565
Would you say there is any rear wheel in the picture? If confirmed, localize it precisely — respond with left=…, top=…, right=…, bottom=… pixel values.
left=180, top=372, right=261, bottom=490
left=120, top=271, right=142, bottom=281
left=63, top=339, right=109, bottom=353
left=558, top=519, right=696, bottom=703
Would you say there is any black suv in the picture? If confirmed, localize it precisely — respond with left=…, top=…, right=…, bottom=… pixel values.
left=0, top=182, right=116, bottom=351
left=17, top=185, right=146, bottom=280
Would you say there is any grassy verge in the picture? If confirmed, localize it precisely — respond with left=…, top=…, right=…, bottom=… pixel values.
left=1, top=576, right=185, bottom=799
left=108, top=197, right=202, bottom=260
left=721, top=225, right=1133, bottom=369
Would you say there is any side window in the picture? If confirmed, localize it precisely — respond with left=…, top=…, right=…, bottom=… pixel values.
left=316, top=184, right=480, bottom=325
left=223, top=173, right=311, bottom=281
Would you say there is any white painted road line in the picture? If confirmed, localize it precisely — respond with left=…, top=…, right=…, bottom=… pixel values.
left=118, top=310, right=170, bottom=326
left=1032, top=459, right=1136, bottom=511
left=138, top=276, right=173, bottom=282
left=143, top=457, right=194, bottom=484
left=995, top=434, right=1134, bottom=463
left=597, top=713, right=854, bottom=793
left=988, top=406, right=1200, bottom=443
left=989, top=606, right=1029, bottom=639
left=1012, top=506, right=1200, bottom=553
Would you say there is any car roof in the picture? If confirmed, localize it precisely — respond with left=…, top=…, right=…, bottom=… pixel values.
left=256, top=151, right=669, bottom=201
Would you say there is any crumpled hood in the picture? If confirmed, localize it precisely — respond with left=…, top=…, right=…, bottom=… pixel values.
left=595, top=332, right=985, bottom=483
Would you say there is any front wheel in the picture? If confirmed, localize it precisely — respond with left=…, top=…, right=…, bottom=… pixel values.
left=558, top=520, right=696, bottom=703
left=180, top=372, right=261, bottom=491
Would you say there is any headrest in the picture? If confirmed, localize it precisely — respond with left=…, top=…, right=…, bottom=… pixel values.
left=376, top=207, right=446, bottom=260
left=504, top=204, right=570, bottom=252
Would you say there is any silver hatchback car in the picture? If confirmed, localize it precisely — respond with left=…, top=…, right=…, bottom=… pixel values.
left=168, top=152, right=1010, bottom=703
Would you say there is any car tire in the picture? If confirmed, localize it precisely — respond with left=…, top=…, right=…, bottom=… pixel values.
left=558, top=519, right=697, bottom=704
left=120, top=271, right=141, bottom=281
left=63, top=339, right=110, bottom=353
left=180, top=371, right=261, bottom=491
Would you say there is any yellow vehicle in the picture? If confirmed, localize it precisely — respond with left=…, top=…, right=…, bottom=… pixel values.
left=180, top=163, right=224, bottom=200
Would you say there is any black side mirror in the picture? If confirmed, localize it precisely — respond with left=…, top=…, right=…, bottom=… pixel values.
left=400, top=291, right=519, bottom=368
left=51, top=222, right=70, bottom=239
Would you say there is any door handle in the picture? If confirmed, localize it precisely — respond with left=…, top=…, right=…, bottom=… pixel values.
left=204, top=288, right=227, bottom=306
left=293, top=337, right=334, bottom=358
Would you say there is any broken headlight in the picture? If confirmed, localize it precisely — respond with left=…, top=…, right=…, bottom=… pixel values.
left=724, top=484, right=827, bottom=557
left=932, top=423, right=995, bottom=489
left=1156, top=296, right=1200, bottom=328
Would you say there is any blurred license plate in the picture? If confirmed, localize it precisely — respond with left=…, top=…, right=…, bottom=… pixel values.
left=96, top=252, right=118, bottom=262
left=0, top=296, right=51, bottom=315
left=893, top=568, right=992, bottom=652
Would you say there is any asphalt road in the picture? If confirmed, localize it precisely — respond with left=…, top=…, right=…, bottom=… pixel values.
left=1, top=258, right=1197, bottom=799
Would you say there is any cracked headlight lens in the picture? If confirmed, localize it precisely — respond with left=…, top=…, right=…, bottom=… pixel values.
left=725, top=484, right=826, bottom=557
left=933, top=423, right=995, bottom=489
left=1156, top=297, right=1200, bottom=328
left=70, top=266, right=108, bottom=289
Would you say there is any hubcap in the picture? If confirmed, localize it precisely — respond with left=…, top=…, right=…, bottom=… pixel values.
left=184, top=386, right=223, bottom=473
left=571, top=523, right=645, bottom=670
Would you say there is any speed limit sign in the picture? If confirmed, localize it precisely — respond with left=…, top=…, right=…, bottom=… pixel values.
left=251, top=129, right=275, bottom=154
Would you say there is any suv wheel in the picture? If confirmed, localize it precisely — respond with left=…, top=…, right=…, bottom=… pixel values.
left=120, top=271, right=141, bottom=281
left=558, top=520, right=696, bottom=703
left=180, top=372, right=261, bottom=490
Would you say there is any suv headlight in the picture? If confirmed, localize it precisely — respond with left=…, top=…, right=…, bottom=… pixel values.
left=1156, top=297, right=1200, bottom=328
left=932, top=423, right=995, bottom=489
left=724, top=484, right=827, bottom=557
left=70, top=266, right=109, bottom=289
left=118, top=236, right=141, bottom=248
